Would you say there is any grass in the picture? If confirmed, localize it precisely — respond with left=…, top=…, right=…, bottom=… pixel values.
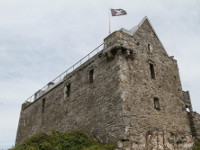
left=12, top=130, right=116, bottom=150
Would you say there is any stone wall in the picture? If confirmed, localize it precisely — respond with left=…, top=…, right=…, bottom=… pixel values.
left=116, top=131, right=193, bottom=150
left=104, top=19, right=194, bottom=149
left=193, top=112, right=200, bottom=139
left=183, top=91, right=193, bottom=112
left=16, top=47, right=125, bottom=144
left=104, top=18, right=191, bottom=134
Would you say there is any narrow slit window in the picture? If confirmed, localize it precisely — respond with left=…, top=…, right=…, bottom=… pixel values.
left=154, top=97, right=160, bottom=110
left=42, top=98, right=46, bottom=113
left=89, top=69, right=94, bottom=83
left=147, top=43, right=153, bottom=53
left=66, top=83, right=71, bottom=98
left=148, top=43, right=151, bottom=50
left=149, top=63, right=155, bottom=79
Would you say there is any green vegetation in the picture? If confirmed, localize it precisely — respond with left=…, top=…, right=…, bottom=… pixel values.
left=193, top=139, right=200, bottom=150
left=12, top=130, right=115, bottom=150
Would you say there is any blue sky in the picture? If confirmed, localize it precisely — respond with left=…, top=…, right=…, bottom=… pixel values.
left=0, top=0, right=200, bottom=149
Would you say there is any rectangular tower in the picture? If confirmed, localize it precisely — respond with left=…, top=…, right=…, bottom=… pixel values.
left=16, top=17, right=194, bottom=150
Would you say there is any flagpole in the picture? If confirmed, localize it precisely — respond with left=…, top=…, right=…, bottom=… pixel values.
left=109, top=9, right=111, bottom=34
left=109, top=8, right=127, bottom=35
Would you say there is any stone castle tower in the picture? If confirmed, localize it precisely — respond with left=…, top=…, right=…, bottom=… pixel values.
left=16, top=17, right=200, bottom=149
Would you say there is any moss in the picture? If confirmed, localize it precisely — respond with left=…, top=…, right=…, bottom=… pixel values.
left=83, top=144, right=116, bottom=150
left=12, top=130, right=116, bottom=150
left=193, top=139, right=200, bottom=150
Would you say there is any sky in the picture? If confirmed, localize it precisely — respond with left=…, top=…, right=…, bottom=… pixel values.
left=0, top=0, right=199, bottom=149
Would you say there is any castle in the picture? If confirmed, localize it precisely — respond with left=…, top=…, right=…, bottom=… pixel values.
left=16, top=17, right=200, bottom=150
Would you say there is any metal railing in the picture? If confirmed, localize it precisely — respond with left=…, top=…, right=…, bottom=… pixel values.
left=25, top=43, right=104, bottom=103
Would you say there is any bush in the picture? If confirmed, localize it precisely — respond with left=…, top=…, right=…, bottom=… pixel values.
left=12, top=130, right=116, bottom=150
left=193, top=139, right=200, bottom=150
left=12, top=132, right=56, bottom=150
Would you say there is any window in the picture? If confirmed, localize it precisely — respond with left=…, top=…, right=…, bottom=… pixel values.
left=147, top=43, right=153, bottom=53
left=42, top=98, right=46, bottom=113
left=174, top=76, right=176, bottom=80
left=66, top=83, right=71, bottom=97
left=148, top=43, right=151, bottom=51
left=154, top=97, right=160, bottom=110
left=149, top=63, right=155, bottom=79
left=89, top=69, right=94, bottom=83
left=64, top=83, right=71, bottom=99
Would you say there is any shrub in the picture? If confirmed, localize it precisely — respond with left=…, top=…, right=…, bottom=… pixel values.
left=193, top=139, right=200, bottom=150
left=12, top=130, right=116, bottom=150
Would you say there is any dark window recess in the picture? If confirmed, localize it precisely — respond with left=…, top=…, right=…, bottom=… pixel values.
left=174, top=76, right=177, bottom=80
left=147, top=43, right=153, bottom=53
left=148, top=43, right=151, bottom=51
left=42, top=98, right=46, bottom=113
left=66, top=83, right=71, bottom=97
left=89, top=69, right=94, bottom=83
left=149, top=63, right=155, bottom=79
left=154, top=97, right=160, bottom=110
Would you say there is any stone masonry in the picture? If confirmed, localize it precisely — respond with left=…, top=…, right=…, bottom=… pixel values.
left=16, top=17, right=199, bottom=150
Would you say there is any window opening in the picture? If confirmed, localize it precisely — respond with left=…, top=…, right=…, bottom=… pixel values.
left=154, top=97, right=160, bottom=110
left=147, top=43, right=153, bottom=53
left=66, top=83, right=71, bottom=98
left=174, top=76, right=177, bottom=80
left=148, top=43, right=151, bottom=50
left=42, top=98, right=46, bottom=113
left=149, top=63, right=155, bottom=79
left=89, top=69, right=94, bottom=83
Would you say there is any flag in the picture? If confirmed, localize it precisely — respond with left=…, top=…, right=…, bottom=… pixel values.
left=111, top=9, right=127, bottom=16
